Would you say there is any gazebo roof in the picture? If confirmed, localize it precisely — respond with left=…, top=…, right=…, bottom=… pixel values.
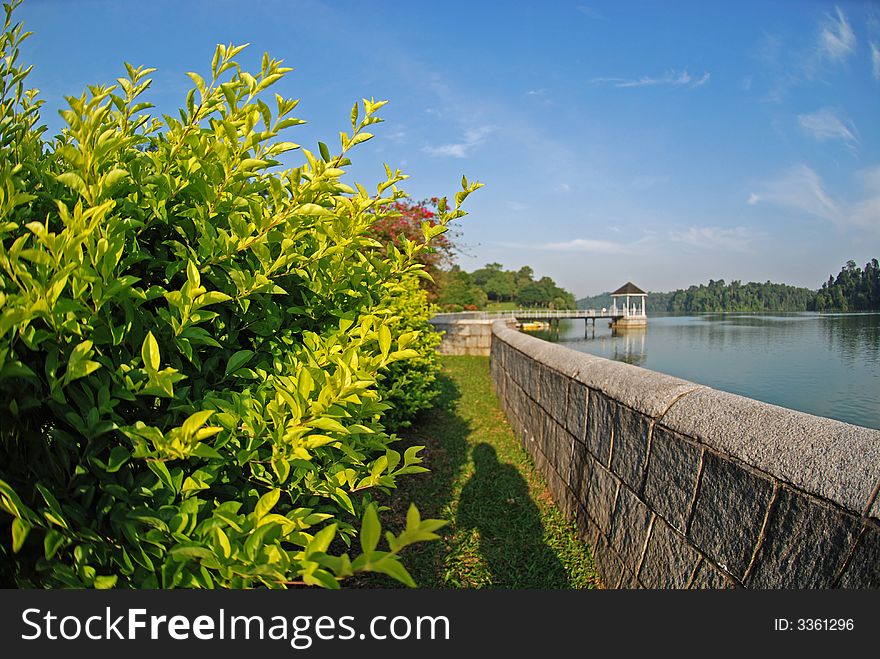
left=611, top=282, right=646, bottom=296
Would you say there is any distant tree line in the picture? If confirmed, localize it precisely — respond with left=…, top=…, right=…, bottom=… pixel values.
left=575, top=259, right=879, bottom=313
left=437, top=263, right=576, bottom=311
left=813, top=259, right=880, bottom=311
left=667, top=280, right=815, bottom=312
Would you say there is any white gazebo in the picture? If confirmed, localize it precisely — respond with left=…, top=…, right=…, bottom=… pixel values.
left=610, top=282, right=647, bottom=327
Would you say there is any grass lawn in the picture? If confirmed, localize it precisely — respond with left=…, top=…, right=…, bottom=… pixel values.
left=356, top=356, right=601, bottom=589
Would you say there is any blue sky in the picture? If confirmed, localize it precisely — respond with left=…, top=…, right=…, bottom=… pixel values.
left=16, top=0, right=880, bottom=296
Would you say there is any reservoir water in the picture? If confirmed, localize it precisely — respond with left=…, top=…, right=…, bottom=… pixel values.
left=527, top=312, right=880, bottom=430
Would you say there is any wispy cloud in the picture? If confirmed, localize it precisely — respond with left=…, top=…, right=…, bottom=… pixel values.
left=539, top=238, right=633, bottom=254
left=849, top=166, right=880, bottom=229
left=871, top=42, right=880, bottom=80
left=748, top=163, right=880, bottom=230
left=818, top=6, right=856, bottom=63
left=797, top=107, right=858, bottom=151
left=588, top=69, right=710, bottom=89
left=669, top=227, right=765, bottom=251
left=575, top=5, right=603, bottom=19
left=423, top=125, right=495, bottom=158
left=748, top=164, right=839, bottom=222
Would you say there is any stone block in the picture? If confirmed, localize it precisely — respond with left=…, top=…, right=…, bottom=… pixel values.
left=609, top=403, right=652, bottom=493
left=541, top=417, right=574, bottom=479
left=522, top=398, right=544, bottom=449
left=638, top=517, right=700, bottom=589
left=586, top=391, right=613, bottom=466
left=584, top=463, right=620, bottom=538
left=688, top=452, right=774, bottom=579
left=609, top=485, right=653, bottom=573
left=568, top=439, right=593, bottom=503
left=661, top=388, right=880, bottom=514
left=544, top=460, right=574, bottom=520
left=536, top=363, right=567, bottom=419
left=616, top=568, right=641, bottom=589
left=835, top=522, right=880, bottom=588
left=746, top=488, right=861, bottom=588
left=689, top=560, right=737, bottom=589
left=565, top=380, right=589, bottom=443
left=553, top=428, right=576, bottom=488
left=575, top=503, right=600, bottom=547
left=643, top=427, right=702, bottom=532
left=593, top=531, right=624, bottom=588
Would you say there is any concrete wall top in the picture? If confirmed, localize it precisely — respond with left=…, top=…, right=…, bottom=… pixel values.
left=491, top=320, right=880, bottom=518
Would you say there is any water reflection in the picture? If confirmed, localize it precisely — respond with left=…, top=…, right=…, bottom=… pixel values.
left=820, top=313, right=880, bottom=366
left=524, top=312, right=880, bottom=429
left=610, top=327, right=647, bottom=366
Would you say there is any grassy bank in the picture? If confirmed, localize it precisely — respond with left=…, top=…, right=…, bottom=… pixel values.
left=360, top=356, right=600, bottom=588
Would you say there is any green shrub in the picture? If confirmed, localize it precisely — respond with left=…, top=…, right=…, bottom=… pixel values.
left=375, top=273, right=442, bottom=430
left=0, top=2, right=480, bottom=588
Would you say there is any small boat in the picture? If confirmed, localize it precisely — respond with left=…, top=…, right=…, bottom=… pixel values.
left=518, top=321, right=549, bottom=331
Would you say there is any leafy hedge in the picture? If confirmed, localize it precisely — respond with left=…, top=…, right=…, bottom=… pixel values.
left=0, top=2, right=480, bottom=588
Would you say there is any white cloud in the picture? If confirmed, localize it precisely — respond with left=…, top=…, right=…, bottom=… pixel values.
left=797, top=108, right=858, bottom=150
left=423, top=125, right=495, bottom=158
left=539, top=238, right=632, bottom=254
left=669, top=227, right=765, bottom=251
left=748, top=164, right=839, bottom=222
left=849, top=166, right=880, bottom=229
left=748, top=163, right=880, bottom=230
left=818, top=6, right=856, bottom=62
left=871, top=42, right=880, bottom=80
left=588, top=69, right=710, bottom=89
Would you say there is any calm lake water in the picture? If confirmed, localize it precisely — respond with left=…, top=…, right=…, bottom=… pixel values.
left=527, top=312, right=880, bottom=430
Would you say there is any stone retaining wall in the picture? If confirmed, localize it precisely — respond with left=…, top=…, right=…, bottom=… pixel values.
left=429, top=314, right=507, bottom=356
left=489, top=320, right=880, bottom=588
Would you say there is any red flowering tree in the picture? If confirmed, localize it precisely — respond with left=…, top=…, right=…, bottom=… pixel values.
left=369, top=198, right=457, bottom=297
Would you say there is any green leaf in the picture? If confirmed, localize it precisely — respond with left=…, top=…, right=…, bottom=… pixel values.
left=168, top=543, right=213, bottom=560
left=254, top=489, right=280, bottom=520
left=318, top=141, right=331, bottom=162
left=190, top=443, right=222, bottom=459
left=44, top=529, right=66, bottom=560
left=11, top=518, right=30, bottom=553
left=196, top=290, right=232, bottom=307
left=349, top=132, right=374, bottom=147
left=297, top=367, right=313, bottom=398
left=106, top=446, right=130, bottom=473
left=187, top=260, right=200, bottom=288
left=63, top=341, right=101, bottom=385
left=141, top=332, right=160, bottom=371
left=180, top=409, right=214, bottom=436
left=56, top=172, right=87, bottom=196
left=370, top=556, right=416, bottom=588
left=378, top=324, right=391, bottom=358
left=306, top=417, right=347, bottom=434
left=360, top=503, right=380, bottom=554
left=224, top=349, right=254, bottom=376
left=307, top=523, right=337, bottom=555
left=93, top=575, right=118, bottom=589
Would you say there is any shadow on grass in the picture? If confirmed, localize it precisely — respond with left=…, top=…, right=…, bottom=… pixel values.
left=456, top=443, right=571, bottom=588
left=350, top=364, right=576, bottom=588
